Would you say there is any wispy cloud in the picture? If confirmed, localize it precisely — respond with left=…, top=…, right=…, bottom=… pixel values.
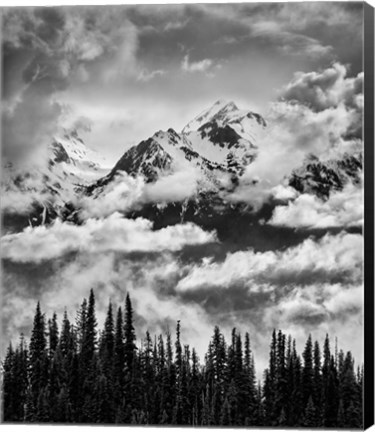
left=137, top=68, right=166, bottom=82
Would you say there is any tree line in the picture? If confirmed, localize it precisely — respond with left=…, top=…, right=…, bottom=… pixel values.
left=2, top=290, right=363, bottom=427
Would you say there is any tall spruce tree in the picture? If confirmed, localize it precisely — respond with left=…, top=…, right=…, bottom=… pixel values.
left=113, top=306, right=125, bottom=413
left=313, top=340, right=322, bottom=415
left=302, top=334, right=314, bottom=408
left=48, top=313, right=59, bottom=358
left=124, top=293, right=136, bottom=375
left=80, top=289, right=98, bottom=422
left=28, top=302, right=48, bottom=420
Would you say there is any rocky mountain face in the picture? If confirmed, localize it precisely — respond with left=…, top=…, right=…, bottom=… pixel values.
left=289, top=152, right=362, bottom=198
left=88, top=100, right=266, bottom=195
left=1, top=100, right=363, bottom=243
left=1, top=130, right=109, bottom=233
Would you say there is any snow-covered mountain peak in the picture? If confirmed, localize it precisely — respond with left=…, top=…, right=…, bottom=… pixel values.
left=1, top=131, right=112, bottom=232
left=95, top=100, right=266, bottom=191
left=182, top=100, right=241, bottom=134
left=49, top=131, right=110, bottom=184
left=182, top=99, right=266, bottom=148
left=54, top=132, right=108, bottom=170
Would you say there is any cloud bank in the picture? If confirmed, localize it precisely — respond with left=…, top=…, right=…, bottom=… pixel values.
left=177, top=232, right=362, bottom=292
left=1, top=212, right=216, bottom=263
left=2, top=229, right=363, bottom=377
left=81, top=166, right=202, bottom=219
left=269, top=182, right=363, bottom=229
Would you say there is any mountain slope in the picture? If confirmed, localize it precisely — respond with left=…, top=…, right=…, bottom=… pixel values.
left=93, top=100, right=267, bottom=194
left=2, top=100, right=363, bottom=244
left=289, top=151, right=363, bottom=198
left=84, top=100, right=362, bottom=246
left=1, top=131, right=110, bottom=233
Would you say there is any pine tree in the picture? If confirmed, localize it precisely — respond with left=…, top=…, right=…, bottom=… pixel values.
left=75, top=298, right=87, bottom=353
left=47, top=349, right=63, bottom=422
left=48, top=313, right=59, bottom=358
left=324, top=356, right=339, bottom=426
left=313, top=340, right=322, bottom=415
left=189, top=347, right=201, bottom=425
left=124, top=293, right=137, bottom=375
left=165, top=329, right=176, bottom=422
left=321, top=335, right=340, bottom=427
left=209, top=326, right=226, bottom=424
left=113, top=306, right=125, bottom=410
left=80, top=289, right=98, bottom=422
left=302, top=334, right=314, bottom=408
left=142, top=330, right=155, bottom=423
left=340, top=351, right=362, bottom=427
left=14, top=335, right=29, bottom=421
left=243, top=332, right=257, bottom=424
left=68, top=352, right=80, bottom=421
left=29, top=302, right=48, bottom=419
left=59, top=310, right=73, bottom=358
left=173, top=321, right=184, bottom=423
left=2, top=344, right=16, bottom=421
left=303, top=395, right=317, bottom=427
left=263, top=329, right=277, bottom=424
left=99, top=302, right=115, bottom=376
left=82, top=289, right=97, bottom=363
left=275, top=330, right=287, bottom=423
left=285, top=338, right=303, bottom=426
left=97, top=302, right=115, bottom=422
left=175, top=321, right=182, bottom=376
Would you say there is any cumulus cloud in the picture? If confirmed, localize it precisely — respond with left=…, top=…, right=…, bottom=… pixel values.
left=1, top=187, right=47, bottom=216
left=1, top=212, right=216, bottom=263
left=228, top=101, right=361, bottom=209
left=280, top=62, right=363, bottom=113
left=143, top=166, right=201, bottom=203
left=269, top=182, right=363, bottom=229
left=227, top=63, right=363, bottom=210
left=181, top=54, right=217, bottom=77
left=81, top=167, right=202, bottom=219
left=270, top=184, right=298, bottom=201
left=177, top=232, right=363, bottom=292
left=80, top=174, right=145, bottom=219
left=1, top=161, right=64, bottom=216
left=274, top=282, right=363, bottom=328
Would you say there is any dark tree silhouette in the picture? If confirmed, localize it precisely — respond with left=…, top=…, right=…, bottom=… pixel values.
left=1, top=291, right=363, bottom=427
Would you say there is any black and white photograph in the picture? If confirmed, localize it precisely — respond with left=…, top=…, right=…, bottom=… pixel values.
left=0, top=1, right=373, bottom=427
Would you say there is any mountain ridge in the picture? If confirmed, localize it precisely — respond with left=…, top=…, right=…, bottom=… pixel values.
left=1, top=100, right=363, bottom=241
left=89, top=100, right=266, bottom=195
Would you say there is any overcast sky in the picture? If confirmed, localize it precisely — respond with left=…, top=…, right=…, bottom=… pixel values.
left=2, top=2, right=363, bottom=163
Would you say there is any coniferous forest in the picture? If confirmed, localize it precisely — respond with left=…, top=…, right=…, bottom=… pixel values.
left=1, top=290, right=363, bottom=427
